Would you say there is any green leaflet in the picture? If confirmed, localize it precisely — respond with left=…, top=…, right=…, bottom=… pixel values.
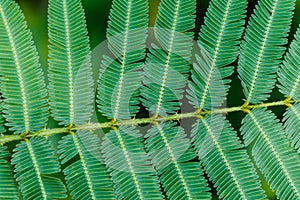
left=48, top=0, right=94, bottom=126
left=0, top=99, right=5, bottom=133
left=283, top=103, right=300, bottom=153
left=57, top=130, right=115, bottom=200
left=141, top=0, right=196, bottom=117
left=0, top=0, right=300, bottom=199
left=188, top=0, right=247, bottom=111
left=238, top=0, right=295, bottom=104
left=0, top=146, right=19, bottom=199
left=241, top=108, right=300, bottom=199
left=102, top=126, right=163, bottom=199
left=0, top=0, right=48, bottom=133
left=278, top=26, right=300, bottom=154
left=97, top=0, right=148, bottom=120
left=193, top=115, right=266, bottom=199
left=12, top=137, right=67, bottom=199
left=145, top=122, right=210, bottom=199
left=278, top=25, right=300, bottom=100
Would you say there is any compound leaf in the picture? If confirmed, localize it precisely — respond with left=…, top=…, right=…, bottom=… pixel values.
left=48, top=0, right=94, bottom=126
left=58, top=130, right=115, bottom=200
left=0, top=0, right=48, bottom=133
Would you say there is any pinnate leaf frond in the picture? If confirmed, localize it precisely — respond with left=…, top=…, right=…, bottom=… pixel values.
left=193, top=115, right=266, bottom=200
left=0, top=0, right=48, bottom=133
left=58, top=130, right=115, bottom=200
left=48, top=0, right=94, bottom=126
left=188, top=0, right=247, bottom=110
left=12, top=137, right=67, bottom=199
left=0, top=146, right=19, bottom=199
left=278, top=25, right=300, bottom=100
left=145, top=122, right=211, bottom=199
left=241, top=108, right=300, bottom=199
left=97, top=0, right=148, bottom=120
left=141, top=0, right=196, bottom=116
left=102, top=126, right=163, bottom=199
left=238, top=0, right=295, bottom=104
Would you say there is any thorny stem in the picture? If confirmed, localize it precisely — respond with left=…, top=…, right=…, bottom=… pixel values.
left=0, top=98, right=299, bottom=144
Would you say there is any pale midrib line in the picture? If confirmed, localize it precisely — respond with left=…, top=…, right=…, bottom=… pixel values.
left=291, top=105, right=300, bottom=121
left=154, top=0, right=181, bottom=116
left=156, top=123, right=192, bottom=199
left=63, top=0, right=74, bottom=125
left=113, top=0, right=132, bottom=120
left=246, top=0, right=278, bottom=103
left=0, top=4, right=30, bottom=132
left=202, top=118, right=247, bottom=200
left=115, top=129, right=144, bottom=200
left=72, top=134, right=96, bottom=200
left=289, top=73, right=300, bottom=99
left=249, top=112, right=300, bottom=198
left=198, top=0, right=232, bottom=110
left=26, top=141, right=47, bottom=200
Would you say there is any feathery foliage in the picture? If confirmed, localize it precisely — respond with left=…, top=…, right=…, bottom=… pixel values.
left=48, top=0, right=94, bottom=126
left=0, top=146, right=19, bottom=199
left=278, top=26, right=300, bottom=154
left=102, top=126, right=163, bottom=199
left=188, top=0, right=247, bottom=111
left=141, top=0, right=196, bottom=116
left=241, top=108, right=300, bottom=199
left=238, top=0, right=295, bottom=104
left=58, top=130, right=115, bottom=200
left=283, top=103, right=300, bottom=153
left=12, top=137, right=66, bottom=199
left=1, top=0, right=300, bottom=199
left=193, top=115, right=266, bottom=199
left=278, top=25, right=300, bottom=100
left=0, top=0, right=48, bottom=133
left=97, top=0, right=148, bottom=120
left=145, top=122, right=210, bottom=199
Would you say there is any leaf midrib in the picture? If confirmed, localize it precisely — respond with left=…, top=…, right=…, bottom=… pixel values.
left=156, top=123, right=192, bottom=199
left=63, top=0, right=74, bottom=126
left=246, top=0, right=278, bottom=103
left=72, top=133, right=96, bottom=200
left=0, top=3, right=30, bottom=132
left=198, top=0, right=232, bottom=110
left=249, top=111, right=300, bottom=198
left=201, top=118, right=247, bottom=199
left=289, top=73, right=300, bottom=99
left=113, top=0, right=132, bottom=120
left=115, top=129, right=144, bottom=200
left=154, top=0, right=181, bottom=116
left=26, top=141, right=47, bottom=200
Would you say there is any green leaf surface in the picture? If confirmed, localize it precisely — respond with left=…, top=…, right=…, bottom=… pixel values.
left=97, top=0, right=148, bottom=120
left=145, top=122, right=211, bottom=199
left=278, top=25, right=300, bottom=100
left=48, top=0, right=94, bottom=126
left=188, top=0, right=246, bottom=110
left=12, top=137, right=67, bottom=200
left=283, top=103, right=300, bottom=153
left=141, top=0, right=196, bottom=116
left=193, top=115, right=266, bottom=200
left=0, top=0, right=48, bottom=133
left=58, top=130, right=115, bottom=200
left=0, top=146, right=19, bottom=199
left=241, top=108, right=300, bottom=199
left=102, top=126, right=163, bottom=199
left=238, top=0, right=295, bottom=104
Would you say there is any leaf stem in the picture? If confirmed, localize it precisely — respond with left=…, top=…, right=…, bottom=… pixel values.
left=0, top=99, right=298, bottom=144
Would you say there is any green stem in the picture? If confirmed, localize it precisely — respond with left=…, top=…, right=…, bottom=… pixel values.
left=0, top=99, right=298, bottom=144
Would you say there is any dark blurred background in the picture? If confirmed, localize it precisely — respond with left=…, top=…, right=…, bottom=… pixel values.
left=12, top=0, right=300, bottom=199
